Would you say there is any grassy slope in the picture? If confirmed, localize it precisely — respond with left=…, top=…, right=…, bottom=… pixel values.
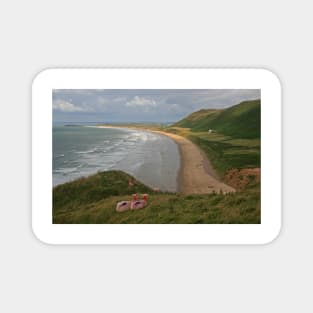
left=53, top=171, right=153, bottom=210
left=165, top=128, right=260, bottom=177
left=174, top=109, right=220, bottom=130
left=53, top=171, right=260, bottom=224
left=174, top=99, right=260, bottom=139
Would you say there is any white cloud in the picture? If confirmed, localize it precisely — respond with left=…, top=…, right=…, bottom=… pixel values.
left=96, top=96, right=109, bottom=105
left=113, top=97, right=127, bottom=103
left=53, top=89, right=261, bottom=122
left=125, top=96, right=157, bottom=108
left=168, top=103, right=181, bottom=112
left=53, top=100, right=84, bottom=112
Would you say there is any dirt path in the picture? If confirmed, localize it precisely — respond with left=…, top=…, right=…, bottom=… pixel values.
left=152, top=131, right=235, bottom=194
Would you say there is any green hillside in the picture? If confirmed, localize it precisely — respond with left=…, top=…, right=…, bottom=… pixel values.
left=175, top=109, right=220, bottom=130
left=53, top=171, right=260, bottom=224
left=53, top=171, right=154, bottom=216
left=174, top=99, right=260, bottom=139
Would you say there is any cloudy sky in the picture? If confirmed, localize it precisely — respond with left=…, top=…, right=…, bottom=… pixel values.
left=53, top=89, right=260, bottom=123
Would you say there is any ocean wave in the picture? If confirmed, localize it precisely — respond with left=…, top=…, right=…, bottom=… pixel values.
left=54, top=167, right=79, bottom=174
left=53, top=126, right=180, bottom=191
left=75, top=148, right=98, bottom=154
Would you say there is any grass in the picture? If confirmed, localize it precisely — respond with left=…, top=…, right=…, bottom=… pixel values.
left=174, top=99, right=261, bottom=139
left=164, top=127, right=260, bottom=177
left=53, top=171, right=260, bottom=224
left=53, top=171, right=155, bottom=216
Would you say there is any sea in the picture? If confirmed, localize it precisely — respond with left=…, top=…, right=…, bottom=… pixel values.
left=53, top=124, right=180, bottom=192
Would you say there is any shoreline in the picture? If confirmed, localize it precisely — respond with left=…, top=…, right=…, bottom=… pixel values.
left=96, top=125, right=235, bottom=194
left=151, top=130, right=235, bottom=194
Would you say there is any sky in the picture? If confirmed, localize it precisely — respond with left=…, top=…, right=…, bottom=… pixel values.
left=53, top=89, right=260, bottom=123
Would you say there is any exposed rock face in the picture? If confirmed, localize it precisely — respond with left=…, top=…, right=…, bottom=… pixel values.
left=224, top=168, right=260, bottom=191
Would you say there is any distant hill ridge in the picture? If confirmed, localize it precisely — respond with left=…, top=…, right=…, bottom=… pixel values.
left=174, top=99, right=260, bottom=139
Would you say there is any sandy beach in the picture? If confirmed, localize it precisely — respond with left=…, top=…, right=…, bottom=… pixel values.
left=151, top=131, right=235, bottom=194
left=97, top=126, right=235, bottom=194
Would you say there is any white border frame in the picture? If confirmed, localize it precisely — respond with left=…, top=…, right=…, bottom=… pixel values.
left=32, top=69, right=281, bottom=244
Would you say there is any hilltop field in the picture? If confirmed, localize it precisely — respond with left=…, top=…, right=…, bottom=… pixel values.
left=53, top=99, right=261, bottom=224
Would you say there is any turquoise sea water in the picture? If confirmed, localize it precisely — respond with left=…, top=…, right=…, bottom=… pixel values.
left=53, top=125, right=180, bottom=192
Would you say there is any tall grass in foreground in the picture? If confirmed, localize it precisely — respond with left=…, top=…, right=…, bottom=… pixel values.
left=53, top=171, right=260, bottom=224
